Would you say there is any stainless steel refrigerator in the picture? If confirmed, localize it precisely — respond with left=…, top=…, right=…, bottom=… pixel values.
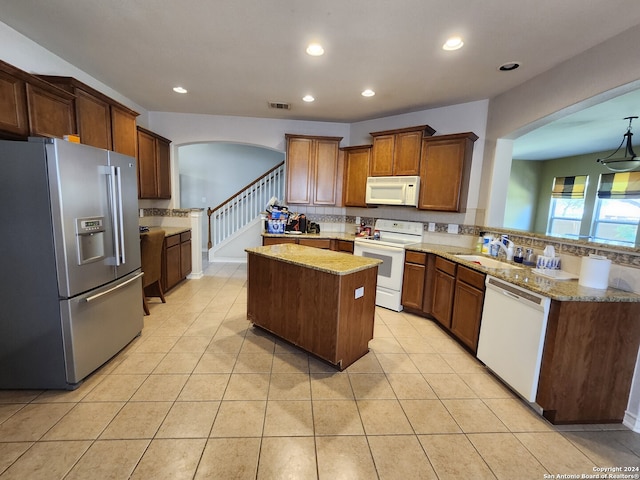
left=0, top=138, right=143, bottom=389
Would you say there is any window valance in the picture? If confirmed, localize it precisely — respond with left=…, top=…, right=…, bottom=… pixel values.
left=551, top=175, right=587, bottom=199
left=597, top=172, right=640, bottom=199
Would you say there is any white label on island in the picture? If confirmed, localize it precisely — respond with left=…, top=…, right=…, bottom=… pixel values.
left=355, top=286, right=364, bottom=299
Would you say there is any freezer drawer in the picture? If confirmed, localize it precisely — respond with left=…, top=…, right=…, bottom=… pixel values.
left=60, top=270, right=144, bottom=385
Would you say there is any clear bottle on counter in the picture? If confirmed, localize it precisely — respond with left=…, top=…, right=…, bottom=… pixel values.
left=523, top=248, right=536, bottom=266
left=513, top=246, right=524, bottom=263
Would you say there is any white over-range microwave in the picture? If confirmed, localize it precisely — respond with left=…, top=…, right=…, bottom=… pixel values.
left=365, top=175, right=420, bottom=206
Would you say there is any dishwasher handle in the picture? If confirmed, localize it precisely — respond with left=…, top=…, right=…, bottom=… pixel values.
left=485, top=276, right=550, bottom=312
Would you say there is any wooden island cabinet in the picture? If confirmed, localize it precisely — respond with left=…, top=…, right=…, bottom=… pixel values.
left=246, top=244, right=380, bottom=369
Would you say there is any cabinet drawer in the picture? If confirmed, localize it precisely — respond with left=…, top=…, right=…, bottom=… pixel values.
left=435, top=256, right=456, bottom=276
left=456, top=265, right=485, bottom=290
left=165, top=234, right=180, bottom=248
left=336, top=240, right=354, bottom=253
left=180, top=231, right=191, bottom=242
left=299, top=238, right=332, bottom=249
left=405, top=250, right=426, bottom=265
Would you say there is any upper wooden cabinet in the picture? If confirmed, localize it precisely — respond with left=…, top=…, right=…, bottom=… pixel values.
left=418, top=132, right=478, bottom=212
left=0, top=60, right=75, bottom=141
left=342, top=145, right=371, bottom=207
left=38, top=76, right=139, bottom=156
left=369, top=125, right=435, bottom=177
left=137, top=126, right=171, bottom=199
left=25, top=83, right=75, bottom=139
left=0, top=62, right=29, bottom=138
left=285, top=134, right=343, bottom=206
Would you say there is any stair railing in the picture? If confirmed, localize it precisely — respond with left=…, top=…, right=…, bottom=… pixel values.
left=207, top=161, right=284, bottom=249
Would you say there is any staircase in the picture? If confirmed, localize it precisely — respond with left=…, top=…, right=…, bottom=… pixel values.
left=207, top=162, right=284, bottom=261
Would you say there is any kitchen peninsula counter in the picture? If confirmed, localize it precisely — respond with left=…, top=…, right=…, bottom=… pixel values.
left=406, top=243, right=640, bottom=302
left=245, top=244, right=381, bottom=369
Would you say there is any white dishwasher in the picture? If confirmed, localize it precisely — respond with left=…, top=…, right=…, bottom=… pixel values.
left=476, top=276, right=551, bottom=403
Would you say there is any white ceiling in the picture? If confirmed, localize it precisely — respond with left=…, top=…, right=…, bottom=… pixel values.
left=2, top=0, right=640, bottom=158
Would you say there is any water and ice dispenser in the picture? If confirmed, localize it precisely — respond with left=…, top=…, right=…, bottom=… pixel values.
left=75, top=216, right=106, bottom=265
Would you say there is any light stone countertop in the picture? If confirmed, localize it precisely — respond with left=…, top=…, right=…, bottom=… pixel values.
left=246, top=244, right=382, bottom=276
left=406, top=242, right=640, bottom=302
left=146, top=226, right=191, bottom=237
left=262, top=232, right=358, bottom=241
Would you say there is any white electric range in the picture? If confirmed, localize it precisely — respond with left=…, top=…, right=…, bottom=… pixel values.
left=353, top=219, right=423, bottom=311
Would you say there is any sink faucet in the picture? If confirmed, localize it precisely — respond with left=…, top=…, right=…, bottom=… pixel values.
left=489, top=238, right=514, bottom=261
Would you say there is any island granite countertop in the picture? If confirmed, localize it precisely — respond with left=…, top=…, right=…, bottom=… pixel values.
left=406, top=242, right=640, bottom=302
left=246, top=244, right=381, bottom=276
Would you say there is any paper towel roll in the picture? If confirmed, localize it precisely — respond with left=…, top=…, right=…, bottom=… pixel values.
left=578, top=254, right=611, bottom=289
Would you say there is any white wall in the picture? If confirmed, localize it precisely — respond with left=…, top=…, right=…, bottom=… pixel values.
left=148, top=112, right=351, bottom=209
left=179, top=142, right=284, bottom=251
left=0, top=22, right=148, bottom=126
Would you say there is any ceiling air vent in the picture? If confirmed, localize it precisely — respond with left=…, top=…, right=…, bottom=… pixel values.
left=268, top=101, right=291, bottom=110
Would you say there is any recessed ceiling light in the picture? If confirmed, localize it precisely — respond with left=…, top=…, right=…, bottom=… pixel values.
left=361, top=89, right=375, bottom=97
left=442, top=36, right=464, bottom=51
left=306, top=43, right=324, bottom=56
left=498, top=62, right=521, bottom=71
left=173, top=86, right=188, bottom=94
left=302, top=95, right=315, bottom=102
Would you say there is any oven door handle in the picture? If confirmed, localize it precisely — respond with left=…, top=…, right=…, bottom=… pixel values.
left=354, top=242, right=404, bottom=253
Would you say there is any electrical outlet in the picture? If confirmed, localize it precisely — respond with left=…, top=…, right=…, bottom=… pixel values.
left=447, top=223, right=459, bottom=234
left=355, top=216, right=361, bottom=224
left=428, top=222, right=436, bottom=232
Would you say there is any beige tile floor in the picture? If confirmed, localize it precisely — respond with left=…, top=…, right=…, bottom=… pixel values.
left=1, top=262, right=639, bottom=479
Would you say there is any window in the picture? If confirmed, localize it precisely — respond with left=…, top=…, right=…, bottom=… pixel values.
left=591, top=172, right=640, bottom=246
left=546, top=176, right=587, bottom=238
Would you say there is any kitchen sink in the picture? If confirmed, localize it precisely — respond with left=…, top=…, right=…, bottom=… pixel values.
left=454, top=254, right=523, bottom=269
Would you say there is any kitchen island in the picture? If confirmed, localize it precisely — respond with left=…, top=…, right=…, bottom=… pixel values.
left=245, top=244, right=381, bottom=369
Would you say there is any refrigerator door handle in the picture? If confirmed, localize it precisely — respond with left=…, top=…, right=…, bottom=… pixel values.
left=115, top=166, right=126, bottom=265
left=109, top=166, right=126, bottom=266
left=83, top=272, right=144, bottom=303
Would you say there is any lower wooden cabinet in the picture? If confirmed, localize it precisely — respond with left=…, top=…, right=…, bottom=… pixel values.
left=298, top=238, right=331, bottom=249
left=162, top=230, right=192, bottom=292
left=262, top=237, right=298, bottom=246
left=536, top=300, right=640, bottom=424
left=405, top=253, right=484, bottom=353
left=262, top=236, right=353, bottom=253
left=450, top=266, right=485, bottom=353
left=335, top=239, right=354, bottom=254
left=401, top=251, right=428, bottom=311
left=431, top=257, right=457, bottom=329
